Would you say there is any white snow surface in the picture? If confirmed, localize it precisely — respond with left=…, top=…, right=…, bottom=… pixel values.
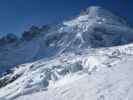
left=1, top=44, right=133, bottom=100
left=0, top=6, right=133, bottom=100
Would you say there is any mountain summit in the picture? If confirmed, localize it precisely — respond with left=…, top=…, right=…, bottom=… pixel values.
left=61, top=6, right=133, bottom=49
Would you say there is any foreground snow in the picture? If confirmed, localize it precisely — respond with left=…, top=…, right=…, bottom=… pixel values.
left=15, top=57, right=133, bottom=100
left=0, top=43, right=133, bottom=100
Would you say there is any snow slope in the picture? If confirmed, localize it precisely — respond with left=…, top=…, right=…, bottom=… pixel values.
left=0, top=6, right=133, bottom=100
left=0, top=43, right=133, bottom=100
left=14, top=56, right=133, bottom=100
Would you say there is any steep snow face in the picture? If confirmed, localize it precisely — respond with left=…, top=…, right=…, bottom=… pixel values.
left=59, top=6, right=133, bottom=51
left=0, top=6, right=133, bottom=73
left=44, top=10, right=133, bottom=55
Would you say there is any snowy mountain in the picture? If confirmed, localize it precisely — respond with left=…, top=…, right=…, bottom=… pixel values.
left=1, top=6, right=133, bottom=73
left=0, top=6, right=133, bottom=100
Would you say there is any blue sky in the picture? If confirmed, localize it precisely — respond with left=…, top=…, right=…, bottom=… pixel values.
left=0, top=0, right=132, bottom=36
